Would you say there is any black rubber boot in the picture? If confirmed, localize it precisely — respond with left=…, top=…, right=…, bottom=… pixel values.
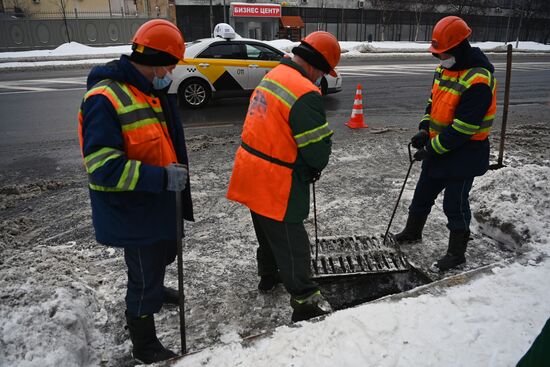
left=290, top=291, right=332, bottom=322
left=126, top=313, right=177, bottom=364
left=163, top=286, right=179, bottom=305
left=258, top=273, right=281, bottom=293
left=393, top=215, right=428, bottom=244
left=431, top=230, right=470, bottom=272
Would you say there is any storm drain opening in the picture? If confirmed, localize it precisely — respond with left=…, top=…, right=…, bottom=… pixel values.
left=310, top=235, right=432, bottom=310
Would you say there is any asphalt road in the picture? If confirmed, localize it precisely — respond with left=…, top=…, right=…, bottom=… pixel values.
left=0, top=54, right=549, bottom=166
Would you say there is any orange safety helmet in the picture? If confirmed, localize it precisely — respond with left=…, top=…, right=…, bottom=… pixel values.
left=428, top=16, right=471, bottom=54
left=300, top=31, right=341, bottom=77
left=132, top=19, right=185, bottom=60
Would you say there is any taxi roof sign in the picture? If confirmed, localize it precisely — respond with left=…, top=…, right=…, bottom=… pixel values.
left=213, top=23, right=236, bottom=40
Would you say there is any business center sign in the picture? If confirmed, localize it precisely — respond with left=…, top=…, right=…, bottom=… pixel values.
left=231, top=3, right=281, bottom=17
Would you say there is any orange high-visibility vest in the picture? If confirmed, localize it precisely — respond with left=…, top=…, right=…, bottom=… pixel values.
left=227, top=63, right=320, bottom=221
left=429, top=66, right=497, bottom=141
left=78, top=79, right=177, bottom=168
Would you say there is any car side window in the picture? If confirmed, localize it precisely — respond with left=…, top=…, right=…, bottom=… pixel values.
left=198, top=43, right=243, bottom=59
left=245, top=44, right=283, bottom=61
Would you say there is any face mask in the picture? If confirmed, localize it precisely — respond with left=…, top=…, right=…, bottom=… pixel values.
left=314, top=76, right=323, bottom=87
left=152, top=67, right=172, bottom=90
left=440, top=56, right=456, bottom=69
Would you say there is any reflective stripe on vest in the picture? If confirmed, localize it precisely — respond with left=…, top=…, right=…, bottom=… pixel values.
left=226, top=64, right=322, bottom=221
left=429, top=66, right=497, bottom=144
left=257, top=78, right=298, bottom=109
left=79, top=79, right=177, bottom=192
left=294, top=122, right=333, bottom=148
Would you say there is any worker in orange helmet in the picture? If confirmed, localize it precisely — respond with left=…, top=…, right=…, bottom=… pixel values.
left=227, top=31, right=340, bottom=322
left=78, top=19, right=193, bottom=364
left=393, top=16, right=497, bottom=272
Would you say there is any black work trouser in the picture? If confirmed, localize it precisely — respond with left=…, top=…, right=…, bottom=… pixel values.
left=124, top=240, right=177, bottom=317
left=251, top=210, right=318, bottom=298
left=409, top=169, right=474, bottom=232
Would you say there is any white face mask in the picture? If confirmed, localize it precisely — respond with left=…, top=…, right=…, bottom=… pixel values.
left=440, top=56, right=456, bottom=69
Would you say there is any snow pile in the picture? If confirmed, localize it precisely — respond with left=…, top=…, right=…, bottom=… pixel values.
left=0, top=283, right=103, bottom=366
left=174, top=260, right=550, bottom=367
left=472, top=164, right=550, bottom=249
left=265, top=39, right=297, bottom=53
left=1, top=40, right=549, bottom=62
left=0, top=42, right=131, bottom=60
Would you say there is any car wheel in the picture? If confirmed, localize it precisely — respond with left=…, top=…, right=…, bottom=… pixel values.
left=179, top=78, right=211, bottom=108
left=320, top=77, right=328, bottom=96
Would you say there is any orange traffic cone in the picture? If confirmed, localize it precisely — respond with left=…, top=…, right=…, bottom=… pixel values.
left=345, top=84, right=368, bottom=129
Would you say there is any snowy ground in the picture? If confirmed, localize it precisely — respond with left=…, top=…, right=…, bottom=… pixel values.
left=0, top=43, right=549, bottom=367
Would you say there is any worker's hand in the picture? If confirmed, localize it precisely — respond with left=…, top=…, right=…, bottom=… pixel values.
left=165, top=163, right=188, bottom=192
left=307, top=170, right=322, bottom=183
left=411, top=130, right=429, bottom=149
left=413, top=148, right=429, bottom=161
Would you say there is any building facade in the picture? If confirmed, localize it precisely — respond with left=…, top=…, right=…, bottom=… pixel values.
left=1, top=0, right=548, bottom=50
left=174, top=0, right=550, bottom=44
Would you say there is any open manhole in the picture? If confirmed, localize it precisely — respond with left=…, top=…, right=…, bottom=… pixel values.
left=310, top=235, right=432, bottom=310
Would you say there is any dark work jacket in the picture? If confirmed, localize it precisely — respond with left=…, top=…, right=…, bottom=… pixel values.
left=80, top=55, right=194, bottom=247
left=420, top=47, right=495, bottom=179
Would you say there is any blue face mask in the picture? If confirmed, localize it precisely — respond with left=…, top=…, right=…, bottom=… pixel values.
left=314, top=76, right=323, bottom=87
left=152, top=67, right=172, bottom=90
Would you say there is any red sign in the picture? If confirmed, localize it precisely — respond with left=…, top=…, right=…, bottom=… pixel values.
left=232, top=3, right=281, bottom=18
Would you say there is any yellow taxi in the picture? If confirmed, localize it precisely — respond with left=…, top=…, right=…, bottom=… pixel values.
left=168, top=23, right=342, bottom=108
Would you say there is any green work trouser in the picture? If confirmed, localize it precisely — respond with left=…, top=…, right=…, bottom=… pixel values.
left=517, top=317, right=550, bottom=367
left=251, top=210, right=318, bottom=298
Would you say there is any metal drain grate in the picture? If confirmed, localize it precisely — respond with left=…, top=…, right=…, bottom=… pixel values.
left=310, top=235, right=410, bottom=278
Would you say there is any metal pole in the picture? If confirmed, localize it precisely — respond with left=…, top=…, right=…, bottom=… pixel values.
left=61, top=0, right=71, bottom=43
left=495, top=44, right=513, bottom=169
left=312, top=181, right=319, bottom=274
left=223, top=0, right=227, bottom=23
left=383, top=143, right=415, bottom=246
left=515, top=0, right=524, bottom=49
left=504, top=0, right=513, bottom=44
left=175, top=191, right=187, bottom=355
left=209, top=0, right=214, bottom=36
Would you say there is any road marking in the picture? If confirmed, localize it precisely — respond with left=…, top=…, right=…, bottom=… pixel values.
left=15, top=78, right=87, bottom=85
left=0, top=87, right=85, bottom=95
left=0, top=85, right=56, bottom=91
left=1, top=61, right=548, bottom=93
left=0, top=77, right=87, bottom=94
left=338, top=61, right=550, bottom=78
left=339, top=72, right=380, bottom=77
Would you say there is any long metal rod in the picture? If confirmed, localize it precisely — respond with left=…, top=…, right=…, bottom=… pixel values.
left=313, top=181, right=319, bottom=274
left=175, top=191, right=187, bottom=355
left=497, top=44, right=513, bottom=168
left=383, top=143, right=414, bottom=245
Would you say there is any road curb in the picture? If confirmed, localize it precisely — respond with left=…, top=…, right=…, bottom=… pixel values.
left=163, top=259, right=515, bottom=366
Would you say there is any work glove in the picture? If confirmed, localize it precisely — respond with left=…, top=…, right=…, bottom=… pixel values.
left=307, top=170, right=322, bottom=183
left=165, top=163, right=188, bottom=192
left=411, top=129, right=429, bottom=149
left=413, top=148, right=429, bottom=162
